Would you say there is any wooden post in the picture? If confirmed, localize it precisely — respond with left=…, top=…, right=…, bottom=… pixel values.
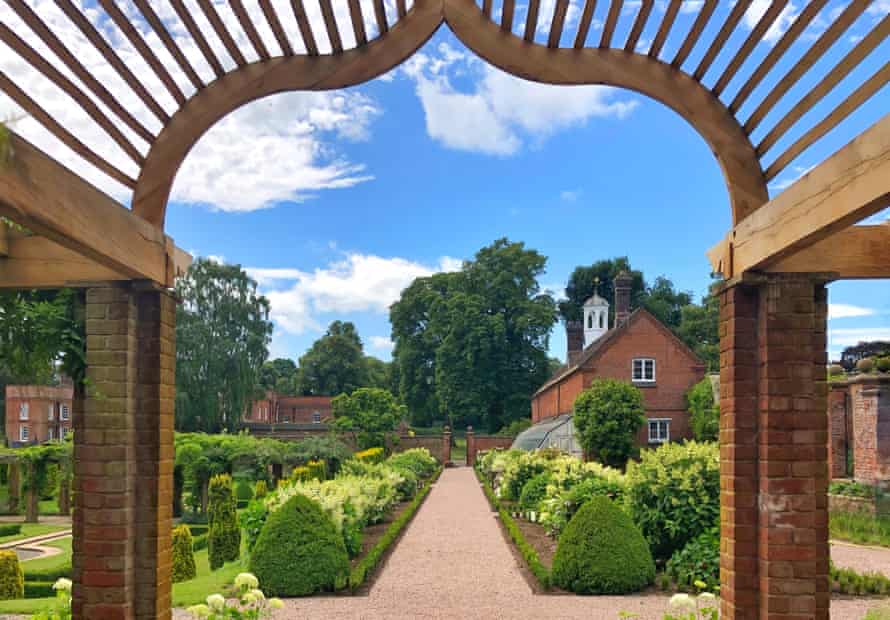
left=25, top=462, right=38, bottom=523
left=7, top=463, right=19, bottom=514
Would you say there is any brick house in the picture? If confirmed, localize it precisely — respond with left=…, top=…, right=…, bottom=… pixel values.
left=245, top=392, right=332, bottom=425
left=527, top=271, right=706, bottom=452
left=5, top=384, right=74, bottom=447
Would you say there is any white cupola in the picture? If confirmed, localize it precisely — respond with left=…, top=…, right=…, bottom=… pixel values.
left=583, top=292, right=609, bottom=348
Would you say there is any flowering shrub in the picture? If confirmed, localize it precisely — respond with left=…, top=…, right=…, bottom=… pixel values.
left=185, top=572, right=284, bottom=619
left=29, top=578, right=72, bottom=620
left=387, top=448, right=438, bottom=478
left=354, top=447, right=384, bottom=464
left=663, top=592, right=719, bottom=620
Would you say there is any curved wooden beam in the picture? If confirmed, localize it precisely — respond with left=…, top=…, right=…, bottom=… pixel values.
left=443, top=0, right=767, bottom=224
left=131, top=0, right=445, bottom=228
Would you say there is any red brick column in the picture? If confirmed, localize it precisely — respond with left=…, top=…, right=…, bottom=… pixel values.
left=466, top=426, right=476, bottom=466
left=827, top=385, right=849, bottom=479
left=719, top=275, right=829, bottom=620
left=74, top=283, right=175, bottom=620
left=850, top=377, right=890, bottom=482
left=442, top=427, right=452, bottom=465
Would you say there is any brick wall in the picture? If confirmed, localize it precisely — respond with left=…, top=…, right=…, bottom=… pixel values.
left=850, top=378, right=890, bottom=482
left=465, top=430, right=512, bottom=466
left=828, top=385, right=849, bottom=479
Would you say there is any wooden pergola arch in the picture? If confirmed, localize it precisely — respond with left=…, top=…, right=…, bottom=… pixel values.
left=0, top=1, right=888, bottom=619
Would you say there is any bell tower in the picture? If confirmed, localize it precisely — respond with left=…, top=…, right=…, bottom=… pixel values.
left=583, top=293, right=609, bottom=348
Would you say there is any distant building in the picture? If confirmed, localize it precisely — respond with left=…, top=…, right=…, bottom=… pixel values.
left=5, top=384, right=74, bottom=447
left=245, top=392, right=332, bottom=425
left=522, top=271, right=706, bottom=455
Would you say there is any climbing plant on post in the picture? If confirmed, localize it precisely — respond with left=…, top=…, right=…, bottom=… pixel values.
left=208, top=474, right=241, bottom=570
left=1, top=442, right=69, bottom=523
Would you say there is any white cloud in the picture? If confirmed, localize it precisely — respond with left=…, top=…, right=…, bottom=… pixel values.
left=248, top=253, right=461, bottom=336
left=829, top=304, right=877, bottom=320
left=768, top=164, right=815, bottom=191
left=829, top=327, right=890, bottom=348
left=370, top=336, right=394, bottom=352
left=0, top=0, right=383, bottom=213
left=404, top=43, right=638, bottom=156
left=560, top=189, right=582, bottom=202
left=743, top=1, right=800, bottom=45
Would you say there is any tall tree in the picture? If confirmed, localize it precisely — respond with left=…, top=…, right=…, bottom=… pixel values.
left=297, top=321, right=368, bottom=396
left=175, top=259, right=272, bottom=432
left=559, top=258, right=645, bottom=323
left=364, top=356, right=394, bottom=392
left=258, top=358, right=299, bottom=395
left=391, top=238, right=557, bottom=432
left=676, top=287, right=720, bottom=372
left=642, top=276, right=693, bottom=330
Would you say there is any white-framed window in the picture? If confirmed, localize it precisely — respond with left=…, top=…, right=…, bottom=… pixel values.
left=648, top=419, right=670, bottom=444
left=632, top=358, right=656, bottom=383
left=48, top=427, right=55, bottom=441
left=61, top=405, right=70, bottom=421
left=61, top=427, right=68, bottom=439
left=19, top=425, right=29, bottom=442
left=312, top=411, right=321, bottom=424
left=48, top=403, right=55, bottom=421
left=19, top=403, right=29, bottom=421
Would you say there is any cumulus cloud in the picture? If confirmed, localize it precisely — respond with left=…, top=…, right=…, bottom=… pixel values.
left=768, top=165, right=815, bottom=191
left=403, top=42, right=638, bottom=156
left=0, top=0, right=386, bottom=212
left=742, top=0, right=801, bottom=45
left=247, top=253, right=461, bottom=336
left=560, top=189, right=582, bottom=202
left=370, top=336, right=395, bottom=352
left=829, top=304, right=877, bottom=320
left=829, top=327, right=890, bottom=348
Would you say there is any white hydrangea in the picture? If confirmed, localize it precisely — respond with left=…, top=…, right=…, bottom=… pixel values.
left=53, top=578, right=73, bottom=592
left=206, top=593, right=226, bottom=611
left=670, top=593, right=696, bottom=612
left=234, top=572, right=259, bottom=590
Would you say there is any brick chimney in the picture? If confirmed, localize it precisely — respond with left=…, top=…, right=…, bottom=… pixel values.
left=566, top=320, right=583, bottom=364
left=614, top=271, right=633, bottom=327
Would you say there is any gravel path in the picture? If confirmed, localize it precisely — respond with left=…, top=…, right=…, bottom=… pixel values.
left=172, top=468, right=886, bottom=619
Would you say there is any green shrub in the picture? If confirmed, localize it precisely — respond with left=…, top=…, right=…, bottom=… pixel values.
left=832, top=562, right=890, bottom=595
left=207, top=474, right=241, bottom=570
left=626, top=441, right=720, bottom=560
left=23, top=581, right=54, bottom=598
left=497, top=418, right=532, bottom=437
left=387, top=448, right=438, bottom=478
left=254, top=480, right=268, bottom=499
left=306, top=459, right=327, bottom=481
left=354, top=447, right=384, bottom=464
left=23, top=564, right=71, bottom=582
left=539, top=473, right=626, bottom=536
left=291, top=466, right=312, bottom=482
left=290, top=436, right=352, bottom=476
left=878, top=357, right=890, bottom=373
left=0, top=524, right=22, bottom=537
left=552, top=496, right=654, bottom=594
left=687, top=377, right=719, bottom=441
left=501, top=455, right=548, bottom=501
left=0, top=550, right=24, bottom=599
left=192, top=534, right=208, bottom=552
left=519, top=473, right=551, bottom=512
left=665, top=527, right=720, bottom=592
left=234, top=478, right=254, bottom=502
left=857, top=357, right=876, bottom=373
left=187, top=524, right=208, bottom=537
left=172, top=524, right=197, bottom=583
left=240, top=499, right=270, bottom=552
left=572, top=379, right=645, bottom=468
left=249, top=494, right=349, bottom=596
left=829, top=480, right=877, bottom=499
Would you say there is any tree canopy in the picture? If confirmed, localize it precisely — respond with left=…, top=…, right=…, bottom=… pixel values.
left=391, top=238, right=557, bottom=431
left=258, top=358, right=299, bottom=396
left=297, top=321, right=368, bottom=396
left=175, top=258, right=272, bottom=433
left=331, top=387, right=404, bottom=450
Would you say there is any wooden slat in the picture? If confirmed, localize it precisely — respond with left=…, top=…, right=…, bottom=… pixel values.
left=713, top=0, right=788, bottom=96
left=574, top=0, right=597, bottom=48
left=757, top=16, right=890, bottom=157
left=502, top=0, right=516, bottom=32
left=765, top=225, right=890, bottom=279
left=231, top=0, right=271, bottom=60
left=0, top=236, right=128, bottom=289
left=96, top=0, right=185, bottom=105
left=648, top=0, right=681, bottom=58
left=599, top=0, right=623, bottom=48
left=53, top=0, right=169, bottom=123
left=0, top=72, right=136, bottom=189
left=693, top=0, right=753, bottom=81
left=524, top=0, right=541, bottom=42
left=549, top=0, right=570, bottom=48
left=373, top=0, right=389, bottom=35
left=291, top=0, right=319, bottom=56
left=671, top=0, right=716, bottom=68
left=5, top=0, right=153, bottom=144
left=319, top=0, right=344, bottom=52
left=397, top=0, right=408, bottom=19
left=764, top=63, right=890, bottom=181
left=258, top=0, right=294, bottom=55
left=169, top=0, right=226, bottom=78
left=348, top=0, right=368, bottom=46
left=195, top=0, right=248, bottom=67
left=624, top=0, right=653, bottom=53
left=744, top=0, right=871, bottom=134
left=729, top=0, right=826, bottom=112
left=483, top=0, right=493, bottom=19
left=0, top=24, right=144, bottom=166
left=711, top=114, right=890, bottom=279
left=132, top=0, right=203, bottom=90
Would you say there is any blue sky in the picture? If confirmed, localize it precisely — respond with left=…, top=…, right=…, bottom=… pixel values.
left=2, top=0, right=888, bottom=364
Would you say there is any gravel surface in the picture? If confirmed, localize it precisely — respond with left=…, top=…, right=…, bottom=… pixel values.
left=170, top=468, right=887, bottom=619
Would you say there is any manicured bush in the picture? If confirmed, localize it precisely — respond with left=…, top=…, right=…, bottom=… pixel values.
left=387, top=448, right=438, bottom=478
left=551, top=496, right=654, bottom=594
left=172, top=524, right=197, bottom=583
left=235, top=478, right=254, bottom=502
left=626, top=441, right=720, bottom=560
left=857, top=357, right=876, bottom=373
left=0, top=549, right=24, bottom=599
left=249, top=494, right=349, bottom=596
left=0, top=524, right=22, bottom=537
left=665, top=527, right=720, bottom=592
left=240, top=499, right=270, bottom=552
left=23, top=564, right=71, bottom=582
left=208, top=474, right=241, bottom=570
left=539, top=473, right=626, bottom=536
left=572, top=379, right=645, bottom=468
left=519, top=473, right=551, bottom=512
left=829, top=364, right=846, bottom=377
left=187, top=524, right=208, bottom=537
left=687, top=377, right=719, bottom=441
left=23, top=581, right=54, bottom=598
left=354, top=447, right=384, bottom=464
left=192, top=534, right=208, bottom=552
left=254, top=480, right=268, bottom=499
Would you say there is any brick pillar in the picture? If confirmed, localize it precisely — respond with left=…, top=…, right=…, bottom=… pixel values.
left=442, top=427, right=451, bottom=465
left=466, top=426, right=476, bottom=466
left=827, top=385, right=849, bottom=479
left=719, top=275, right=830, bottom=620
left=850, top=377, right=890, bottom=483
left=74, top=283, right=175, bottom=620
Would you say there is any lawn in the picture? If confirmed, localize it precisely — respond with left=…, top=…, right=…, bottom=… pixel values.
left=21, top=536, right=71, bottom=573
left=451, top=438, right=467, bottom=465
left=0, top=523, right=69, bottom=545
left=830, top=510, right=890, bottom=547
left=0, top=485, right=61, bottom=517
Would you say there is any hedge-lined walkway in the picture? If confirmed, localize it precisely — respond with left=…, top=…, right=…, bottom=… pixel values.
left=177, top=468, right=880, bottom=619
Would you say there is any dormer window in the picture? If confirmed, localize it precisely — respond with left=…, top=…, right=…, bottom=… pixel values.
left=632, top=358, right=656, bottom=383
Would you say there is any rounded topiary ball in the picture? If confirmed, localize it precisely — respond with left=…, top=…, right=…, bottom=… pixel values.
left=552, top=496, right=655, bottom=594
left=857, top=357, right=876, bottom=373
left=828, top=364, right=845, bottom=377
left=877, top=357, right=890, bottom=373
left=249, top=493, right=348, bottom=596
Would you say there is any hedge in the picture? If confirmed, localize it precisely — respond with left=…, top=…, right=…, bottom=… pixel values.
left=24, top=581, right=54, bottom=598
left=0, top=524, right=22, bottom=537
left=172, top=524, right=197, bottom=583
left=192, top=534, right=208, bottom=552
left=348, top=467, right=443, bottom=590
left=23, top=565, right=71, bottom=582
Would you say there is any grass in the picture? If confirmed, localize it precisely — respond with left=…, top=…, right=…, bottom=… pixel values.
left=830, top=510, right=890, bottom=547
left=21, top=536, right=71, bottom=573
left=0, top=523, right=69, bottom=545
left=172, top=545, right=247, bottom=606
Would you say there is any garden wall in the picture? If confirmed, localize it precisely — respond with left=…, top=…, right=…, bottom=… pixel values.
left=827, top=375, right=890, bottom=482
left=466, top=430, right=513, bottom=466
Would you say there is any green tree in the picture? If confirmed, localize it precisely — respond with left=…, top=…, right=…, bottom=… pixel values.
left=297, top=321, right=368, bottom=396
left=573, top=379, right=645, bottom=468
left=175, top=258, right=272, bottom=433
left=642, top=276, right=693, bottom=330
left=258, top=358, right=299, bottom=395
left=208, top=474, right=241, bottom=570
left=676, top=289, right=720, bottom=372
left=364, top=356, right=393, bottom=391
left=687, top=377, right=719, bottom=441
left=331, top=387, right=404, bottom=450
left=559, top=257, right=645, bottom=323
